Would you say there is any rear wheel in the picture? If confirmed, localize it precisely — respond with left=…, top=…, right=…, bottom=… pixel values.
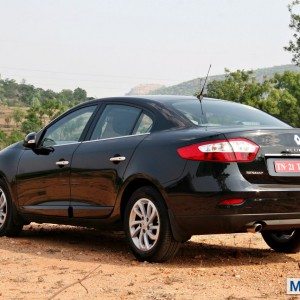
left=182, top=235, right=192, bottom=243
left=124, top=186, right=180, bottom=262
left=261, top=229, right=300, bottom=253
left=0, top=180, right=23, bottom=237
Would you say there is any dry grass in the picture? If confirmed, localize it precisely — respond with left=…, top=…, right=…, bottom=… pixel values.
left=0, top=105, right=27, bottom=133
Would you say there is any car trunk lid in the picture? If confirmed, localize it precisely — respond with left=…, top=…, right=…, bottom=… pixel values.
left=221, top=128, right=300, bottom=185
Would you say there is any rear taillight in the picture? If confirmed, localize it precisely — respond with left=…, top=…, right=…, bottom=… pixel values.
left=219, top=198, right=245, bottom=206
left=177, top=138, right=259, bottom=162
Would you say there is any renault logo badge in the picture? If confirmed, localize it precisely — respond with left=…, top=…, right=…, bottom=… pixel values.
left=295, top=135, right=300, bottom=146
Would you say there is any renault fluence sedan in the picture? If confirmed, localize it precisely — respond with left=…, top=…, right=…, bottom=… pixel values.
left=0, top=96, right=299, bottom=262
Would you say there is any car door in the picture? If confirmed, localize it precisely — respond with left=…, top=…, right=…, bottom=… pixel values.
left=17, top=105, right=98, bottom=217
left=70, top=103, right=154, bottom=218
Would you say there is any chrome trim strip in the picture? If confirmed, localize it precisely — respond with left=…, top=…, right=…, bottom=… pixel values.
left=51, top=142, right=81, bottom=147
left=45, top=133, right=150, bottom=147
left=82, top=133, right=150, bottom=144
left=265, top=153, right=300, bottom=157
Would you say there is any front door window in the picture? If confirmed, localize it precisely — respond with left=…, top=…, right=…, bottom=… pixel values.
left=41, top=106, right=97, bottom=147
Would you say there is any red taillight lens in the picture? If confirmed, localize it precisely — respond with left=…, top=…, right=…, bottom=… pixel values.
left=219, top=198, right=245, bottom=206
left=177, top=138, right=259, bottom=162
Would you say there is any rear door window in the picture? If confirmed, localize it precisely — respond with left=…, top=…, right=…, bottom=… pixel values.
left=90, top=104, right=142, bottom=140
left=133, top=113, right=153, bottom=134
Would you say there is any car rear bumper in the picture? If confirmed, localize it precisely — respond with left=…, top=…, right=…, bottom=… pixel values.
left=168, top=210, right=300, bottom=241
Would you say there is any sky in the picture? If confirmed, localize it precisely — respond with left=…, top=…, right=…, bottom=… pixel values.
left=0, top=0, right=293, bottom=97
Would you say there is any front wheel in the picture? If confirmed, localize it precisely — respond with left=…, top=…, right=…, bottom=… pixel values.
left=261, top=229, right=300, bottom=253
left=124, top=186, right=180, bottom=262
left=0, top=179, right=23, bottom=237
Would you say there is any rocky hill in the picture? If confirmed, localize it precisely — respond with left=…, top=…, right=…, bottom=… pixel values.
left=126, top=84, right=165, bottom=95
left=128, top=64, right=300, bottom=96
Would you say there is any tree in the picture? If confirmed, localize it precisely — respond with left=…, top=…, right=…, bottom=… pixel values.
left=206, top=69, right=270, bottom=106
left=18, top=83, right=36, bottom=105
left=21, top=108, right=43, bottom=134
left=0, top=77, right=89, bottom=108
left=73, top=87, right=87, bottom=103
left=272, top=71, right=300, bottom=106
left=256, top=89, right=298, bottom=127
left=39, top=99, right=61, bottom=122
left=0, top=80, right=5, bottom=103
left=12, top=108, right=25, bottom=126
left=0, top=130, right=7, bottom=149
left=20, top=98, right=67, bottom=134
left=58, top=89, right=74, bottom=105
left=285, top=0, right=300, bottom=65
left=0, top=78, right=90, bottom=149
left=205, top=69, right=300, bottom=127
left=2, top=79, right=19, bottom=105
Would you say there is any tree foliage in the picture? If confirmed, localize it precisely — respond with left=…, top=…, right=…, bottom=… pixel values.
left=205, top=70, right=300, bottom=127
left=0, top=70, right=299, bottom=150
left=0, top=77, right=92, bottom=148
left=285, top=0, right=300, bottom=65
left=0, top=76, right=89, bottom=107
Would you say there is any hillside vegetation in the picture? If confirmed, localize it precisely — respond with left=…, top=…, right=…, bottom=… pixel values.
left=0, top=77, right=90, bottom=107
left=0, top=65, right=300, bottom=149
left=149, top=64, right=300, bottom=95
left=0, top=105, right=27, bottom=133
left=132, top=65, right=300, bottom=128
left=0, top=78, right=91, bottom=149
left=204, top=69, right=300, bottom=127
left=127, top=83, right=165, bottom=95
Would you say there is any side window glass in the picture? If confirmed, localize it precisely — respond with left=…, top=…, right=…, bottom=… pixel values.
left=133, top=113, right=153, bottom=134
left=91, top=105, right=141, bottom=140
left=41, top=106, right=96, bottom=147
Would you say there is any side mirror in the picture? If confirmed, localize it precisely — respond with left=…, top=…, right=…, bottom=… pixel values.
left=23, top=132, right=37, bottom=149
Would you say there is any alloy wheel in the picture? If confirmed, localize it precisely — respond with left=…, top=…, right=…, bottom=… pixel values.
left=129, top=198, right=160, bottom=251
left=0, top=188, right=7, bottom=229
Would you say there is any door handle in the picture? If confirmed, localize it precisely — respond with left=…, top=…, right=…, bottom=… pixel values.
left=56, top=160, right=70, bottom=167
left=110, top=156, right=126, bottom=162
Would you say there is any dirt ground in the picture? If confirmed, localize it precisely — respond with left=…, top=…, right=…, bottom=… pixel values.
left=0, top=224, right=299, bottom=300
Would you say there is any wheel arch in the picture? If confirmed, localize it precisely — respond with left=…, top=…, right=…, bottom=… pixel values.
left=117, top=175, right=189, bottom=243
left=0, top=171, right=14, bottom=198
left=118, top=175, right=169, bottom=221
left=0, top=170, right=8, bottom=183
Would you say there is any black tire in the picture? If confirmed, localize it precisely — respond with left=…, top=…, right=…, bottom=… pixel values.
left=124, top=186, right=180, bottom=262
left=261, top=229, right=300, bottom=253
left=182, top=235, right=192, bottom=243
left=0, top=179, right=23, bottom=237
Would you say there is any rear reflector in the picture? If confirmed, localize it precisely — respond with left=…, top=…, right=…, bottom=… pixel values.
left=177, top=138, right=259, bottom=162
left=219, top=198, right=245, bottom=206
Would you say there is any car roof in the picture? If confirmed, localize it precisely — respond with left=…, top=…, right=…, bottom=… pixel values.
left=74, top=95, right=206, bottom=129
left=81, top=95, right=223, bottom=107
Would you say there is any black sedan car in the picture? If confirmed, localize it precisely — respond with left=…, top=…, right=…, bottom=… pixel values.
left=0, top=95, right=299, bottom=262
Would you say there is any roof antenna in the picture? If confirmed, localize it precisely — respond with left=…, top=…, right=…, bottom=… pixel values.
left=196, top=64, right=211, bottom=115
left=197, top=64, right=211, bottom=102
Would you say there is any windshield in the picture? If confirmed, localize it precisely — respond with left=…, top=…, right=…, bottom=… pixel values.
left=167, top=99, right=291, bottom=128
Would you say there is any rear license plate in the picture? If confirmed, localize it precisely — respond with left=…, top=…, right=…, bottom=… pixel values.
left=274, top=160, right=300, bottom=173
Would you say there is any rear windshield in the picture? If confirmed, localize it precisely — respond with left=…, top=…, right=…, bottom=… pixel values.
left=167, top=99, right=290, bottom=128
